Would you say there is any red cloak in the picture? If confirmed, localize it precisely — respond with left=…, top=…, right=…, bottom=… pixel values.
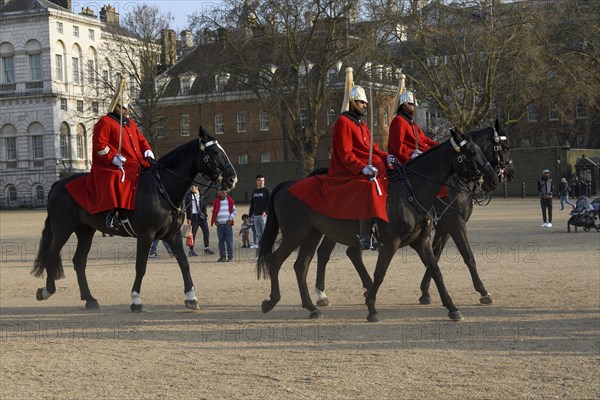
left=65, top=114, right=151, bottom=214
left=388, top=113, right=438, bottom=163
left=288, top=112, right=389, bottom=222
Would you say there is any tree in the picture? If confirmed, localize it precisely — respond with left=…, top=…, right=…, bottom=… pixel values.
left=190, top=0, right=386, bottom=174
left=101, top=4, right=174, bottom=152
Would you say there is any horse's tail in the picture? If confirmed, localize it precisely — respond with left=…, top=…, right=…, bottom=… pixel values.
left=32, top=216, right=64, bottom=279
left=257, top=181, right=288, bottom=280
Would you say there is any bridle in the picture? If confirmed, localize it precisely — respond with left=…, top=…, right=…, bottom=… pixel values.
left=488, top=127, right=511, bottom=181
left=148, top=137, right=234, bottom=212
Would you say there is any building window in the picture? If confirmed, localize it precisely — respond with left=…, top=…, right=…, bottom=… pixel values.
left=300, top=108, right=308, bottom=128
left=373, top=106, right=379, bottom=126
left=76, top=134, right=84, bottom=158
left=181, top=77, right=191, bottom=95
left=73, top=25, right=79, bottom=37
left=215, top=73, right=230, bottom=92
left=238, top=154, right=248, bottom=165
left=5, top=137, right=16, bottom=160
left=237, top=111, right=246, bottom=133
left=55, top=54, right=63, bottom=81
left=8, top=186, right=17, bottom=203
left=72, top=57, right=80, bottom=83
left=2, top=56, right=14, bottom=83
left=548, top=107, right=559, bottom=121
left=260, top=112, right=269, bottom=131
left=60, top=134, right=69, bottom=159
left=576, top=102, right=587, bottom=119
left=57, top=22, right=63, bottom=34
left=35, top=185, right=45, bottom=202
left=180, top=113, right=190, bottom=136
left=155, top=117, right=165, bottom=138
left=527, top=103, right=537, bottom=122
left=29, top=54, right=41, bottom=81
left=76, top=100, right=84, bottom=112
left=87, top=60, right=95, bottom=83
left=215, top=114, right=224, bottom=134
left=383, top=106, right=389, bottom=126
left=327, top=106, right=337, bottom=126
left=88, top=29, right=95, bottom=40
left=102, top=70, right=109, bottom=94
left=91, top=101, right=98, bottom=114
left=260, top=152, right=271, bottom=163
left=32, top=135, right=43, bottom=159
left=60, top=98, right=67, bottom=111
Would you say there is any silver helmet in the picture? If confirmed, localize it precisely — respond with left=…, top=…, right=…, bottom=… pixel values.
left=349, top=85, right=368, bottom=104
left=399, top=91, right=417, bottom=106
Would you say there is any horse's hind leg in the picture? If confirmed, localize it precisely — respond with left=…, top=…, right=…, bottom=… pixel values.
left=261, top=239, right=298, bottom=314
left=346, top=246, right=372, bottom=294
left=293, top=231, right=324, bottom=319
left=315, top=236, right=336, bottom=306
left=34, top=220, right=73, bottom=301
left=73, top=226, right=99, bottom=309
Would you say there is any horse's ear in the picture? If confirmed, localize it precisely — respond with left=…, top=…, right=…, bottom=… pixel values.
left=495, top=118, right=500, bottom=133
left=451, top=128, right=464, bottom=141
left=198, top=126, right=208, bottom=140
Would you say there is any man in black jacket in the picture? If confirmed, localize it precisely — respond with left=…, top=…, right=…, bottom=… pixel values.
left=249, top=174, right=271, bottom=248
left=537, top=169, right=554, bottom=227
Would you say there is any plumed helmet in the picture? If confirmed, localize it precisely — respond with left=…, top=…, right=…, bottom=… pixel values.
left=399, top=91, right=417, bottom=106
left=349, top=85, right=368, bottom=104
left=108, top=75, right=130, bottom=112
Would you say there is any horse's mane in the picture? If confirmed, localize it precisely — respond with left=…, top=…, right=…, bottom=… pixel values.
left=404, top=137, right=452, bottom=173
left=156, top=138, right=199, bottom=169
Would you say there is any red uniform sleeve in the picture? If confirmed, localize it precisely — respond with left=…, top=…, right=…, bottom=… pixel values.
left=417, top=129, right=438, bottom=151
left=332, top=117, right=366, bottom=175
left=92, top=118, right=116, bottom=166
left=135, top=126, right=152, bottom=154
left=388, top=115, right=411, bottom=163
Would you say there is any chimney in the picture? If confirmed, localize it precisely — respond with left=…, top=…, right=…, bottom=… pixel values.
left=48, top=0, right=72, bottom=11
left=160, top=29, right=177, bottom=67
left=80, top=7, right=97, bottom=18
left=180, top=30, right=195, bottom=48
left=100, top=4, right=119, bottom=25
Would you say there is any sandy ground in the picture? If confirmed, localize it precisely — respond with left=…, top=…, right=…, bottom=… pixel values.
left=0, top=198, right=599, bottom=399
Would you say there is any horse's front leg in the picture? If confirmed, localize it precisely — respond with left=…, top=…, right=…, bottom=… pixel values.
left=365, top=243, right=398, bottom=322
left=167, top=234, right=199, bottom=310
left=449, top=221, right=492, bottom=304
left=412, top=237, right=463, bottom=321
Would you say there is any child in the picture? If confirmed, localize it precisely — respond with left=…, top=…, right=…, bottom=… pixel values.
left=239, top=214, right=251, bottom=248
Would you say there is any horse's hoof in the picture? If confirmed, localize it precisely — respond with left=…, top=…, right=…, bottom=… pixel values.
left=419, top=295, right=433, bottom=305
left=316, top=298, right=330, bottom=307
left=309, top=310, right=323, bottom=319
left=184, top=299, right=200, bottom=310
left=35, top=288, right=45, bottom=301
left=130, top=303, right=145, bottom=313
left=448, top=311, right=464, bottom=321
left=85, top=300, right=100, bottom=310
left=261, top=300, right=274, bottom=313
left=367, top=313, right=382, bottom=323
left=479, top=294, right=493, bottom=305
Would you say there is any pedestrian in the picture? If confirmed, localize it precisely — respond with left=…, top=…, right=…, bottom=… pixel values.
left=239, top=214, right=251, bottom=248
left=559, top=177, right=575, bottom=210
left=65, top=77, right=154, bottom=230
left=185, top=184, right=214, bottom=256
left=537, top=169, right=554, bottom=227
left=571, top=176, right=581, bottom=198
left=288, top=69, right=392, bottom=250
left=249, top=174, right=271, bottom=248
left=211, top=189, right=236, bottom=262
left=148, top=240, right=173, bottom=258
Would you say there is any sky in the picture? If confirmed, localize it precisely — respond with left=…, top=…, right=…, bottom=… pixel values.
left=82, top=1, right=225, bottom=32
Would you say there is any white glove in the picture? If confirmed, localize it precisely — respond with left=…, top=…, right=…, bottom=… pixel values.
left=361, top=165, right=378, bottom=177
left=411, top=150, right=423, bottom=159
left=144, top=150, right=155, bottom=159
left=112, top=154, right=126, bottom=167
left=386, top=155, right=397, bottom=165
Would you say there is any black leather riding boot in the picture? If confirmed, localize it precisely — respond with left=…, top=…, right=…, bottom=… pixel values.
left=105, top=209, right=120, bottom=230
left=358, top=219, right=377, bottom=250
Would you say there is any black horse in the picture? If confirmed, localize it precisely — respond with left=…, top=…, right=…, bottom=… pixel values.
left=257, top=129, right=498, bottom=322
left=32, top=128, right=237, bottom=312
left=313, top=121, right=514, bottom=307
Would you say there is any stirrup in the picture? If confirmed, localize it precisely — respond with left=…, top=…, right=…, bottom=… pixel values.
left=357, top=234, right=378, bottom=251
left=105, top=211, right=120, bottom=230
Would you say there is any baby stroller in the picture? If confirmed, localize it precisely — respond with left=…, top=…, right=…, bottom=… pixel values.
left=567, top=196, right=600, bottom=232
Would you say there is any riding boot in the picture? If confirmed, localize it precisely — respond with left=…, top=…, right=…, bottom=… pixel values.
left=105, top=209, right=120, bottom=230
left=357, top=219, right=378, bottom=251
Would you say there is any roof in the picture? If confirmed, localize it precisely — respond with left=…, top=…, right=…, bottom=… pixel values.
left=0, top=0, right=68, bottom=15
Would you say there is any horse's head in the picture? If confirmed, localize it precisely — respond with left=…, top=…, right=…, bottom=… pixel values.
left=450, top=129, right=498, bottom=192
left=469, top=120, right=515, bottom=184
left=197, top=127, right=237, bottom=190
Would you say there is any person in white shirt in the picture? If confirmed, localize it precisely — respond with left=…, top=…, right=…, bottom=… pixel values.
left=210, top=190, right=236, bottom=262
